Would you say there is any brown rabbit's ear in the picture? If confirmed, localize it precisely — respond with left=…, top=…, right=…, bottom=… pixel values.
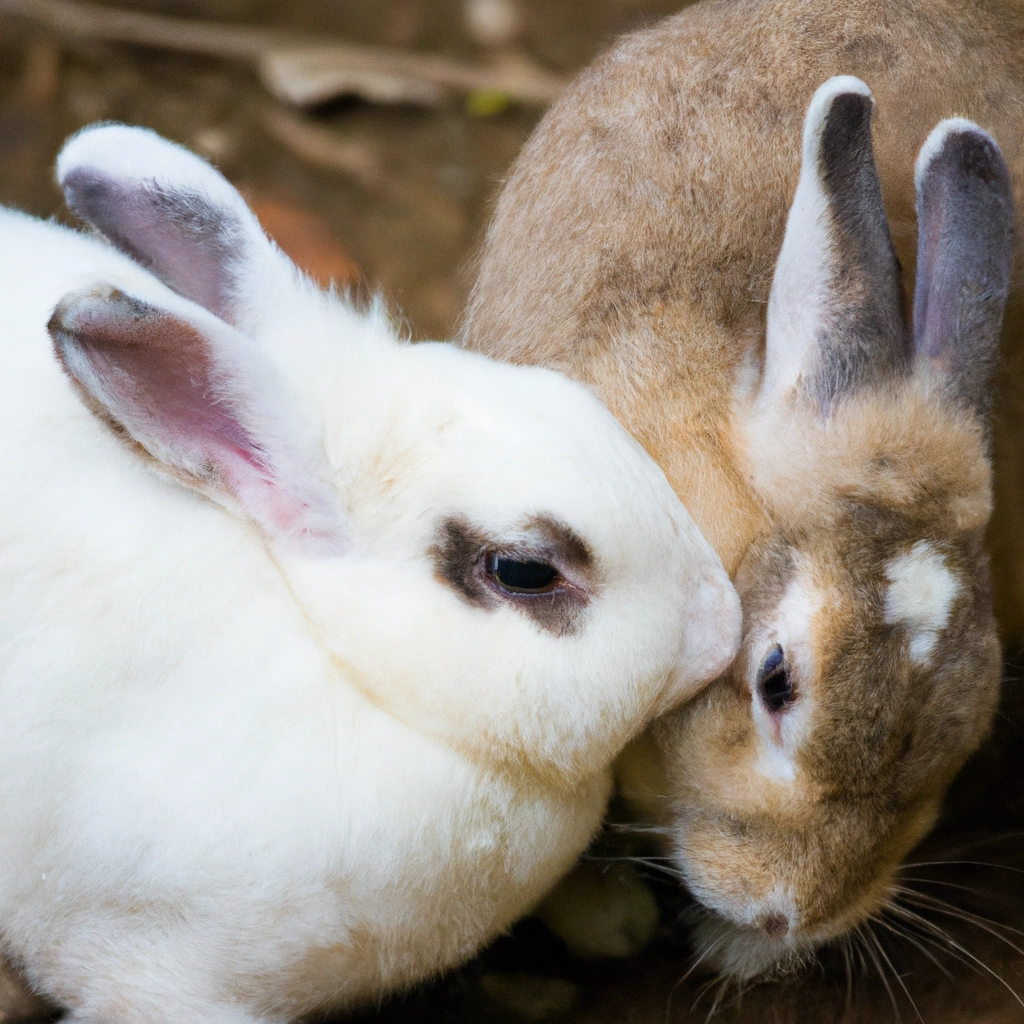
left=913, top=120, right=1014, bottom=419
left=761, top=77, right=910, bottom=415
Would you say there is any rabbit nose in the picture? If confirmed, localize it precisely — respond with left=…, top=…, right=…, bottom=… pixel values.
left=760, top=914, right=790, bottom=939
left=653, top=567, right=741, bottom=716
left=693, top=571, right=742, bottom=680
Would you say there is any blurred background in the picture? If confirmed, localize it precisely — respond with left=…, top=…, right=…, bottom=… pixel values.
left=1, top=2, right=1023, bottom=1022
left=0, top=0, right=690, bottom=339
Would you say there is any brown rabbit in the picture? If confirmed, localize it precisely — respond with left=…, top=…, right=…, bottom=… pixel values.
left=460, top=0, right=1021, bottom=979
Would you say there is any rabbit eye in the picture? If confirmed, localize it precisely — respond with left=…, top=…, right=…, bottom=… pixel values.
left=433, top=517, right=590, bottom=637
left=757, top=643, right=795, bottom=714
left=486, top=554, right=562, bottom=595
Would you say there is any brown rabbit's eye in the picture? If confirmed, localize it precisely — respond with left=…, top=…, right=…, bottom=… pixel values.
left=757, top=643, right=795, bottom=714
left=486, top=553, right=562, bottom=595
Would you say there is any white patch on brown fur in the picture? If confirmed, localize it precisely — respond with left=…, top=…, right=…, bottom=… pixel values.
left=753, top=731, right=798, bottom=782
left=884, top=541, right=961, bottom=664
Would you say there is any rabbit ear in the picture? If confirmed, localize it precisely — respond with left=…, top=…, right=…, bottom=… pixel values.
left=49, top=285, right=348, bottom=556
left=762, top=77, right=910, bottom=414
left=56, top=124, right=287, bottom=332
left=913, top=120, right=1013, bottom=418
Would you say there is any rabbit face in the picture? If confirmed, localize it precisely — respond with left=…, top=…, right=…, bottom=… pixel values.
left=280, top=337, right=739, bottom=784
left=636, top=81, right=1012, bottom=977
left=50, top=124, right=741, bottom=791
left=657, top=408, right=999, bottom=977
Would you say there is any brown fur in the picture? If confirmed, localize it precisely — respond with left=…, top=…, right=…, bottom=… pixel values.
left=462, top=0, right=1024, bottom=616
left=460, top=0, right=1018, bottom=974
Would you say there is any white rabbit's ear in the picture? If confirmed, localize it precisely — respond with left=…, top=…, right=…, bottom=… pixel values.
left=56, top=124, right=287, bottom=331
left=49, top=286, right=348, bottom=556
left=913, top=119, right=1013, bottom=418
left=761, top=77, right=910, bottom=414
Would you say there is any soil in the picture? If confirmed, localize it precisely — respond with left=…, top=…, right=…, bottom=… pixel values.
left=0, top=0, right=686, bottom=340
left=0, top=2, right=1022, bottom=1023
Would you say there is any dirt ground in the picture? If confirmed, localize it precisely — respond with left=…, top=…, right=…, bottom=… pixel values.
left=0, top=0, right=687, bottom=340
left=1, top=2, right=1023, bottom=1022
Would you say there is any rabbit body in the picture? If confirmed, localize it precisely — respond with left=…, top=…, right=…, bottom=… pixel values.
left=461, top=0, right=1017, bottom=981
left=0, top=126, right=740, bottom=1023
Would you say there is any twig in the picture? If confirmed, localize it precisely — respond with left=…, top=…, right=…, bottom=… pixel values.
left=261, top=108, right=382, bottom=185
left=0, top=0, right=567, bottom=107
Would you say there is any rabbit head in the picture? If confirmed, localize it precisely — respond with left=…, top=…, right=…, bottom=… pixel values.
left=49, top=124, right=741, bottom=789
left=642, top=78, right=1012, bottom=979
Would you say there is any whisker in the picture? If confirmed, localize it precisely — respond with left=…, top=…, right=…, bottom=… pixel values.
left=853, top=925, right=871, bottom=978
left=869, top=922, right=923, bottom=1023
left=605, top=822, right=675, bottom=837
left=886, top=902, right=1024, bottom=1009
left=858, top=922, right=903, bottom=1023
left=873, top=910, right=954, bottom=980
left=898, top=883, right=1024, bottom=942
left=898, top=876, right=1001, bottom=903
left=690, top=973, right=723, bottom=1020
left=704, top=976, right=731, bottom=1022
left=840, top=933, right=854, bottom=1008
left=585, top=853, right=678, bottom=864
left=897, top=890, right=1024, bottom=954
left=888, top=911, right=983, bottom=980
left=665, top=923, right=730, bottom=1023
left=583, top=854, right=686, bottom=883
left=900, top=858, right=1024, bottom=876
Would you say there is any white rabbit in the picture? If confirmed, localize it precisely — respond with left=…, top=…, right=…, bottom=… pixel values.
left=462, top=64, right=1013, bottom=978
left=0, top=123, right=740, bottom=1023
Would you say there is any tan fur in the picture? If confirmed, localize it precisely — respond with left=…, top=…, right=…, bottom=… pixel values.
left=463, top=0, right=1024, bottom=622
left=460, top=0, right=1016, bottom=974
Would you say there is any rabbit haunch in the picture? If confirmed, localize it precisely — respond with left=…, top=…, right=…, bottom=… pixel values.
left=462, top=41, right=1012, bottom=983
left=0, top=124, right=740, bottom=1024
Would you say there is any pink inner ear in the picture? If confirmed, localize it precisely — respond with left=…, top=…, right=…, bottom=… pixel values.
left=50, top=289, right=348, bottom=556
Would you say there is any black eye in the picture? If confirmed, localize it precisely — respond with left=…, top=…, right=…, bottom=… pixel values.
left=486, top=554, right=562, bottom=595
left=757, top=643, right=795, bottom=714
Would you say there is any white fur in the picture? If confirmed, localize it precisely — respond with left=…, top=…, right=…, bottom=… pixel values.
left=885, top=541, right=961, bottom=664
left=690, top=886, right=801, bottom=981
left=761, top=77, right=873, bottom=407
left=0, top=127, right=741, bottom=1024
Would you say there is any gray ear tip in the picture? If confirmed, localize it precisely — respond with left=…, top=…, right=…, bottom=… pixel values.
left=821, top=90, right=874, bottom=143
left=805, top=80, right=877, bottom=181
left=915, top=119, right=1011, bottom=198
left=60, top=166, right=108, bottom=210
left=809, top=75, right=873, bottom=110
left=804, top=76, right=873, bottom=153
left=826, top=89, right=873, bottom=126
left=47, top=287, right=109, bottom=337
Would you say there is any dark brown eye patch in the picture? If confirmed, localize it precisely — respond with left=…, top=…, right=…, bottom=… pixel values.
left=432, top=516, right=593, bottom=637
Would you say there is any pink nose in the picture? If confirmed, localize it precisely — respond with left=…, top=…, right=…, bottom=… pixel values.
left=761, top=914, right=789, bottom=939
